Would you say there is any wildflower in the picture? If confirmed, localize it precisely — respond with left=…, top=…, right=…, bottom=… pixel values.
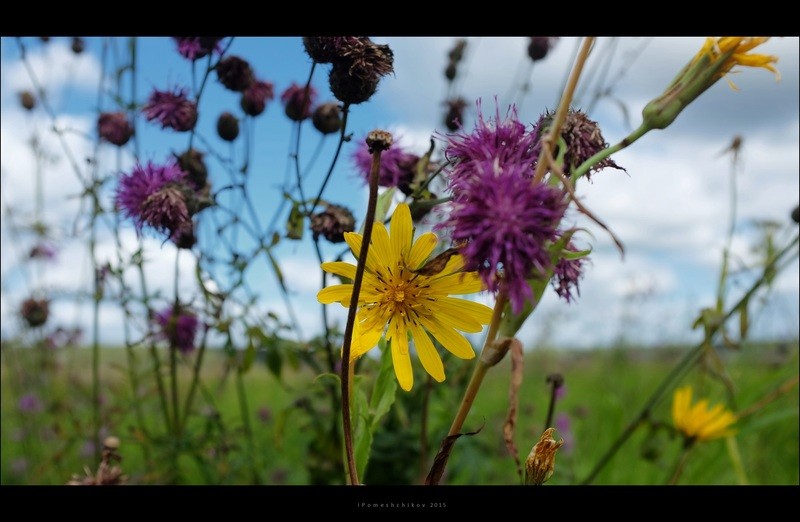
left=353, top=140, right=419, bottom=189
left=19, top=91, right=36, bottom=111
left=240, top=79, right=275, bottom=117
left=173, top=37, right=223, bottom=61
left=437, top=160, right=567, bottom=313
left=21, top=298, right=49, bottom=328
left=672, top=386, right=737, bottom=442
left=216, top=112, right=239, bottom=141
left=525, top=427, right=564, bottom=485
left=175, top=148, right=208, bottom=189
left=312, top=102, right=342, bottom=135
left=281, top=83, right=317, bottom=121
left=551, top=242, right=585, bottom=303
left=97, top=112, right=134, bottom=147
left=317, top=203, right=493, bottom=391
left=527, top=37, right=558, bottom=62
left=155, top=305, right=199, bottom=354
left=142, top=87, right=197, bottom=132
left=18, top=393, right=43, bottom=414
left=443, top=101, right=538, bottom=193
left=310, top=204, right=356, bottom=243
left=216, top=55, right=255, bottom=92
left=115, top=161, right=194, bottom=240
left=532, top=109, right=624, bottom=179
left=554, top=413, right=574, bottom=455
left=642, top=37, right=779, bottom=131
left=29, top=242, right=57, bottom=261
left=328, top=38, right=394, bottom=105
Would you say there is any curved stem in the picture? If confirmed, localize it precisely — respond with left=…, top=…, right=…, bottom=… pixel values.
left=570, top=121, right=649, bottom=182
left=309, top=104, right=350, bottom=215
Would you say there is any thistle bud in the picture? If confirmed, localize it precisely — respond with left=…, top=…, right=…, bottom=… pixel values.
left=310, top=204, right=356, bottom=243
left=20, top=91, right=36, bottom=111
left=528, top=37, right=557, bottom=62
left=444, top=98, right=468, bottom=131
left=216, top=112, right=239, bottom=142
left=444, top=60, right=457, bottom=82
left=98, top=112, right=134, bottom=146
left=525, top=428, right=564, bottom=485
left=329, top=60, right=378, bottom=105
left=312, top=102, right=342, bottom=135
left=216, top=55, right=255, bottom=92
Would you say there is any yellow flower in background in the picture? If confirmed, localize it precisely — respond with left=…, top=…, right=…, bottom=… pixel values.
left=317, top=203, right=493, bottom=391
left=642, top=37, right=779, bottom=130
left=672, top=386, right=737, bottom=442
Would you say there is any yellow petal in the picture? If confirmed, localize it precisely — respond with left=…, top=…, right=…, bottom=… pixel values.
left=317, top=284, right=354, bottom=306
left=428, top=270, right=485, bottom=295
left=418, top=316, right=475, bottom=360
left=407, top=232, right=437, bottom=270
left=390, top=321, right=413, bottom=391
left=321, top=261, right=357, bottom=280
left=390, top=203, right=413, bottom=261
left=436, top=297, right=494, bottom=329
left=370, top=221, right=394, bottom=270
left=344, top=231, right=385, bottom=277
left=410, top=323, right=445, bottom=383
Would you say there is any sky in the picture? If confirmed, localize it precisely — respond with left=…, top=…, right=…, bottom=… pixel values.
left=1, top=36, right=798, bottom=350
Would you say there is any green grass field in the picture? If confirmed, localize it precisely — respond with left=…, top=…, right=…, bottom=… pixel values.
left=2, top=341, right=797, bottom=485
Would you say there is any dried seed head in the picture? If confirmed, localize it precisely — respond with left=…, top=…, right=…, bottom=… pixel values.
left=97, top=112, right=134, bottom=147
left=527, top=37, right=558, bottom=62
left=448, top=39, right=468, bottom=63
left=310, top=204, right=356, bottom=243
left=312, top=102, right=342, bottom=135
left=445, top=61, right=457, bottom=82
left=21, top=298, right=49, bottom=328
left=216, top=55, right=255, bottom=92
left=103, top=436, right=120, bottom=450
left=303, top=36, right=364, bottom=63
left=216, top=112, right=239, bottom=142
left=366, top=130, right=393, bottom=154
left=20, top=91, right=36, bottom=111
left=444, top=97, right=468, bottom=131
left=525, top=427, right=564, bottom=485
left=71, top=37, right=85, bottom=55
left=173, top=224, right=197, bottom=250
left=240, top=80, right=275, bottom=117
left=175, top=149, right=208, bottom=189
left=329, top=60, right=378, bottom=105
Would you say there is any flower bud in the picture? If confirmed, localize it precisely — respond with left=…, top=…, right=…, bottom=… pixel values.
left=312, top=102, right=342, bottom=135
left=216, top=112, right=239, bottom=142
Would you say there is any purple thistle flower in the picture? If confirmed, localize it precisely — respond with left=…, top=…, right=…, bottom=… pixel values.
left=142, top=87, right=197, bottom=132
left=29, top=241, right=57, bottom=261
left=20, top=298, right=49, bottom=328
left=554, top=412, right=574, bottom=455
left=437, top=160, right=567, bottom=313
left=115, top=161, right=192, bottom=238
left=281, top=83, right=317, bottom=122
left=97, top=111, right=134, bottom=146
left=155, top=306, right=199, bottom=354
left=241, top=80, right=275, bottom=117
left=173, top=37, right=223, bottom=61
left=257, top=406, right=272, bottom=423
left=18, top=393, right=43, bottom=414
left=353, top=140, right=419, bottom=189
left=443, top=100, right=539, bottom=193
left=552, top=242, right=586, bottom=303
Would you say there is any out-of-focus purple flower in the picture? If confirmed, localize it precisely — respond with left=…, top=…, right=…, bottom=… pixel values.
left=444, top=97, right=468, bottom=132
left=10, top=458, right=28, bottom=476
left=142, top=87, right=197, bottom=132
left=216, top=55, right=254, bottom=92
left=29, top=242, right=57, bottom=261
left=528, top=37, right=559, bottom=62
left=271, top=468, right=288, bottom=484
left=257, top=406, right=272, bottom=423
left=18, top=393, right=43, bottom=414
left=281, top=83, right=317, bottom=121
left=443, top=100, right=538, bottom=193
left=554, top=412, right=574, bottom=455
left=97, top=112, right=134, bottom=146
left=436, top=160, right=567, bottom=313
left=45, top=326, right=84, bottom=349
left=241, top=80, right=275, bottom=117
left=353, top=140, right=419, bottom=189
left=21, top=298, right=49, bottom=328
left=173, top=37, right=223, bottom=61
left=115, top=161, right=193, bottom=239
left=552, top=242, right=586, bottom=303
left=554, top=382, right=567, bottom=401
left=155, top=306, right=199, bottom=354
left=532, top=109, right=624, bottom=180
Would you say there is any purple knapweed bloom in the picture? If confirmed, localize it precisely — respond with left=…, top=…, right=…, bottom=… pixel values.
left=353, top=141, right=419, bottom=189
left=155, top=306, right=199, bottom=354
left=443, top=101, right=539, bottom=193
left=18, top=393, right=43, bottom=414
left=552, top=242, right=585, bottom=303
left=173, top=37, right=223, bottom=61
left=142, top=87, right=197, bottom=132
left=241, top=80, right=275, bottom=117
left=554, top=412, right=574, bottom=455
left=437, top=160, right=567, bottom=313
left=115, top=161, right=192, bottom=239
left=97, top=112, right=134, bottom=146
left=281, top=83, right=317, bottom=122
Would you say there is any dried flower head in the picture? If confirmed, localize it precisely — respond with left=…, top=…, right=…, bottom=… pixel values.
left=551, top=242, right=586, bottom=303
left=21, top=297, right=49, bottom=328
left=240, top=79, right=275, bottom=117
left=525, top=428, right=564, bottom=485
left=142, top=87, right=197, bottom=132
left=444, top=98, right=468, bottom=132
left=281, top=83, right=317, bottom=121
left=303, top=36, right=364, bottom=63
left=173, top=37, right=223, bottom=61
left=216, top=55, right=255, bottom=92
left=155, top=305, right=199, bottom=354
left=97, top=112, right=134, bottom=146
left=528, top=37, right=558, bottom=62
left=310, top=204, right=356, bottom=243
left=353, top=139, right=418, bottom=189
left=216, top=112, right=239, bottom=142
left=328, top=38, right=394, bottom=105
left=312, top=102, right=342, bottom=135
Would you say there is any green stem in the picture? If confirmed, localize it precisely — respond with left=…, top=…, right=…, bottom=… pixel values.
left=180, top=329, right=209, bottom=431
left=235, top=367, right=262, bottom=484
left=570, top=122, right=650, bottom=182
left=667, top=440, right=694, bottom=485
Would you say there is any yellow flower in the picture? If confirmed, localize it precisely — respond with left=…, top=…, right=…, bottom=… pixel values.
left=642, top=37, right=779, bottom=130
left=317, top=203, right=493, bottom=391
left=672, top=386, right=737, bottom=442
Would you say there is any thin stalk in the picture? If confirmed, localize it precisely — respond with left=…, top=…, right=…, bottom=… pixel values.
left=309, top=104, right=351, bottom=215
left=235, top=367, right=262, bottom=483
left=667, top=441, right=695, bottom=485
left=570, top=121, right=649, bottom=182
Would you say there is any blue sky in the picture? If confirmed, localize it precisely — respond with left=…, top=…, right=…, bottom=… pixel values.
left=1, top=36, right=798, bottom=349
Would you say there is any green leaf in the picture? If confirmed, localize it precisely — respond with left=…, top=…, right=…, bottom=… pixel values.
left=370, top=339, right=398, bottom=426
left=352, top=383, right=373, bottom=480
left=374, top=188, right=396, bottom=224
left=264, top=248, right=287, bottom=292
left=286, top=201, right=305, bottom=240
left=240, top=340, right=256, bottom=374
left=265, top=341, right=283, bottom=380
